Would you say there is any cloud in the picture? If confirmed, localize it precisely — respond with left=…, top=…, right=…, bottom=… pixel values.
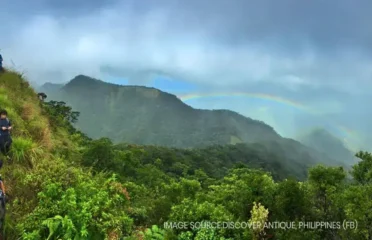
left=1, top=0, right=371, bottom=149
left=0, top=0, right=371, bottom=89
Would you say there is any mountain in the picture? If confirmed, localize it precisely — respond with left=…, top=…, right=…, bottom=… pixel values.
left=298, top=128, right=356, bottom=166
left=46, top=75, right=282, bottom=147
left=41, top=75, right=350, bottom=168
left=28, top=80, right=41, bottom=90
left=3, top=69, right=369, bottom=240
left=38, top=82, right=64, bottom=93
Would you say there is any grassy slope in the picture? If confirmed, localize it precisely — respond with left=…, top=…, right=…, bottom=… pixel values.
left=0, top=70, right=72, bottom=234
left=0, top=71, right=130, bottom=239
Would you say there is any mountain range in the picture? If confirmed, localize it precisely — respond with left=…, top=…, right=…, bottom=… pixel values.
left=39, top=75, right=355, bottom=168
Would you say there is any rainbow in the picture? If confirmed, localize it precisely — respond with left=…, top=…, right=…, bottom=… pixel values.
left=178, top=92, right=313, bottom=113
left=177, top=92, right=361, bottom=151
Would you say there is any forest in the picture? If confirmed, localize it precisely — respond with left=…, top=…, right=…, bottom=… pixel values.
left=0, top=71, right=371, bottom=239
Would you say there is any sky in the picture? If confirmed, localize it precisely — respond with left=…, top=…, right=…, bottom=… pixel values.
left=0, top=0, right=371, bottom=151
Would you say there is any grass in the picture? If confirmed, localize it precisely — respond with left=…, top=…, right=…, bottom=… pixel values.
left=10, top=137, right=44, bottom=167
left=0, top=69, right=133, bottom=239
left=0, top=69, right=80, bottom=236
left=0, top=69, right=56, bottom=148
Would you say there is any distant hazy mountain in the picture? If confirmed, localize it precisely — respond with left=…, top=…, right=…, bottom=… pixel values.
left=38, top=82, right=64, bottom=93
left=42, top=75, right=349, bottom=168
left=298, top=128, right=356, bottom=166
left=29, top=81, right=41, bottom=90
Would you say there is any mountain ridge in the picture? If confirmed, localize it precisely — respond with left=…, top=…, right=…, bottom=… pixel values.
left=41, top=75, right=350, bottom=168
left=298, top=128, right=356, bottom=166
left=42, top=75, right=282, bottom=146
left=46, top=75, right=280, bottom=133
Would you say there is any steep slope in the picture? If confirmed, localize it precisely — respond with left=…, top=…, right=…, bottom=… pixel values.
left=43, top=75, right=282, bottom=148
left=298, top=128, right=356, bottom=166
left=0, top=71, right=132, bottom=239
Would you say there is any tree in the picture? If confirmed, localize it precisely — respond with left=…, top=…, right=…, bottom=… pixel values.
left=82, top=138, right=118, bottom=170
left=208, top=169, right=276, bottom=220
left=249, top=202, right=269, bottom=240
left=44, top=100, right=80, bottom=124
left=272, top=178, right=310, bottom=221
left=308, top=165, right=346, bottom=238
left=341, top=184, right=372, bottom=239
left=352, top=151, right=372, bottom=185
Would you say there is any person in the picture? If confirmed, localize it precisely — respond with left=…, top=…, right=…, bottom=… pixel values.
left=0, top=174, right=5, bottom=237
left=0, top=110, right=12, bottom=159
left=0, top=175, right=5, bottom=201
left=0, top=53, right=3, bottom=72
left=37, top=92, right=47, bottom=101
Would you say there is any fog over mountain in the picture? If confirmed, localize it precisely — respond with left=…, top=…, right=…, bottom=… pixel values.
left=39, top=75, right=352, bottom=172
left=2, top=0, right=371, bottom=151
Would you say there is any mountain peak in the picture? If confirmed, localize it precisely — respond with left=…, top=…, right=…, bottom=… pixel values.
left=65, top=75, right=105, bottom=88
left=308, top=127, right=338, bottom=139
left=39, top=82, right=64, bottom=91
left=41, top=74, right=283, bottom=147
left=63, top=74, right=194, bottom=109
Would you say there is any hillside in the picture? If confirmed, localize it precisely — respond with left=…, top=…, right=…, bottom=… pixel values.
left=0, top=70, right=315, bottom=238
left=0, top=70, right=133, bottom=239
left=298, top=128, right=356, bottom=166
left=41, top=75, right=281, bottom=147
left=114, top=142, right=310, bottom=181
left=41, top=75, right=350, bottom=168
left=1, top=70, right=372, bottom=239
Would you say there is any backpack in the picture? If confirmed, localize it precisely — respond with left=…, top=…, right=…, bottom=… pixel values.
left=0, top=179, right=3, bottom=199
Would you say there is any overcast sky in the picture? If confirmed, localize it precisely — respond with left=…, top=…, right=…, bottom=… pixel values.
left=1, top=0, right=371, bottom=151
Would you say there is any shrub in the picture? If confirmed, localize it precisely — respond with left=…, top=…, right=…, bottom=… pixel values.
left=10, top=137, right=44, bottom=167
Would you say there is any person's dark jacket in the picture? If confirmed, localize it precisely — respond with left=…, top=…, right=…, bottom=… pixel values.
left=0, top=118, right=11, bottom=137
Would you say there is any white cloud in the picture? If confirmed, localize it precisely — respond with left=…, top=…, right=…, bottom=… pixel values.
left=0, top=2, right=370, bottom=95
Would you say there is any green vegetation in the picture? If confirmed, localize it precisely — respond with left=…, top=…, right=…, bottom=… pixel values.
left=1, top=70, right=372, bottom=239
left=40, top=75, right=351, bottom=168
left=39, top=75, right=283, bottom=147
